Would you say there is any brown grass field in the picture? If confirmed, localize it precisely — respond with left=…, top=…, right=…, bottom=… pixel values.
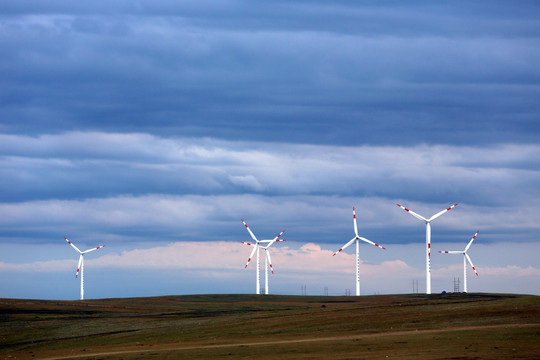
left=0, top=293, right=538, bottom=359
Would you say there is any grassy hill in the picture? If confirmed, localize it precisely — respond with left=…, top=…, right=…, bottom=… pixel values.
left=1, top=293, right=538, bottom=359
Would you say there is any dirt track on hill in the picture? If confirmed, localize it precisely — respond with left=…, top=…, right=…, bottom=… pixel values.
left=39, top=323, right=539, bottom=360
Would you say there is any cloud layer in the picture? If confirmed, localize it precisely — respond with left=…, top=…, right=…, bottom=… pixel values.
left=1, top=1, right=539, bottom=144
left=1, top=133, right=539, bottom=247
left=1, top=1, right=539, bottom=298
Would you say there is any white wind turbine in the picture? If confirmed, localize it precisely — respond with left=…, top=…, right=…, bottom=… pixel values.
left=65, top=237, right=105, bottom=300
left=332, top=207, right=386, bottom=296
left=241, top=219, right=285, bottom=295
left=396, top=203, right=458, bottom=294
left=439, top=230, right=479, bottom=293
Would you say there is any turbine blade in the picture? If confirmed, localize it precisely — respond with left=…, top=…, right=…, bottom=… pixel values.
left=241, top=219, right=258, bottom=242
left=245, top=244, right=258, bottom=268
left=82, top=245, right=106, bottom=254
left=464, top=230, right=479, bottom=252
left=352, top=207, right=359, bottom=237
left=273, top=230, right=285, bottom=242
left=267, top=229, right=285, bottom=247
left=465, top=253, right=478, bottom=276
left=65, top=237, right=82, bottom=253
left=333, top=237, right=356, bottom=256
left=396, top=204, right=428, bottom=222
left=266, top=249, right=274, bottom=274
left=241, top=241, right=253, bottom=246
left=438, top=250, right=462, bottom=254
left=76, top=255, right=82, bottom=278
left=359, top=237, right=386, bottom=250
left=429, top=203, right=459, bottom=222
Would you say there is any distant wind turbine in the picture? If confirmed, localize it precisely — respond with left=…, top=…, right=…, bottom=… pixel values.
left=333, top=207, right=386, bottom=296
left=65, top=237, right=105, bottom=300
left=241, top=219, right=285, bottom=295
left=397, top=203, right=458, bottom=294
left=439, top=230, right=479, bottom=293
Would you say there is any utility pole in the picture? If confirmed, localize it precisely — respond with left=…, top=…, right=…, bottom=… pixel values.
left=454, top=277, right=460, bottom=293
left=412, top=279, right=419, bottom=294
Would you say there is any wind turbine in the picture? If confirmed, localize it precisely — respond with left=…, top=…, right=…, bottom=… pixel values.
left=439, top=230, right=479, bottom=293
left=241, top=219, right=285, bottom=295
left=396, top=203, right=458, bottom=294
left=65, top=237, right=105, bottom=300
left=332, top=207, right=386, bottom=296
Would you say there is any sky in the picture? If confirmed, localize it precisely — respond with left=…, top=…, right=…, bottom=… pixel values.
left=0, top=1, right=539, bottom=299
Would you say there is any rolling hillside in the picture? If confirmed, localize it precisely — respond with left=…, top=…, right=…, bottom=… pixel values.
left=1, top=293, right=538, bottom=359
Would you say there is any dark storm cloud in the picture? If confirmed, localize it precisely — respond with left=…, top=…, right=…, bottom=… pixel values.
left=1, top=1, right=539, bottom=145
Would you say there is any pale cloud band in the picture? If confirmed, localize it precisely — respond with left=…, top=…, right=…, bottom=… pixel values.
left=1, top=241, right=538, bottom=296
left=1, top=132, right=539, bottom=203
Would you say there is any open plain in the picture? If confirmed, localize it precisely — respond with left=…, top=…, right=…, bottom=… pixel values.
left=0, top=293, right=538, bottom=359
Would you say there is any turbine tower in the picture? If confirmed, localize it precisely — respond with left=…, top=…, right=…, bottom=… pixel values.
left=261, top=239, right=282, bottom=295
left=65, top=237, right=105, bottom=300
left=397, top=203, right=458, bottom=294
left=332, top=207, right=386, bottom=296
left=439, top=230, right=479, bottom=293
left=241, top=219, right=285, bottom=295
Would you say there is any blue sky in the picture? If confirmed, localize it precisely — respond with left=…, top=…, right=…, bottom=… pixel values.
left=0, top=1, right=539, bottom=299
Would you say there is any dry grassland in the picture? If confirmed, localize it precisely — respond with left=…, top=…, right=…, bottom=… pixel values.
left=0, top=293, right=538, bottom=359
